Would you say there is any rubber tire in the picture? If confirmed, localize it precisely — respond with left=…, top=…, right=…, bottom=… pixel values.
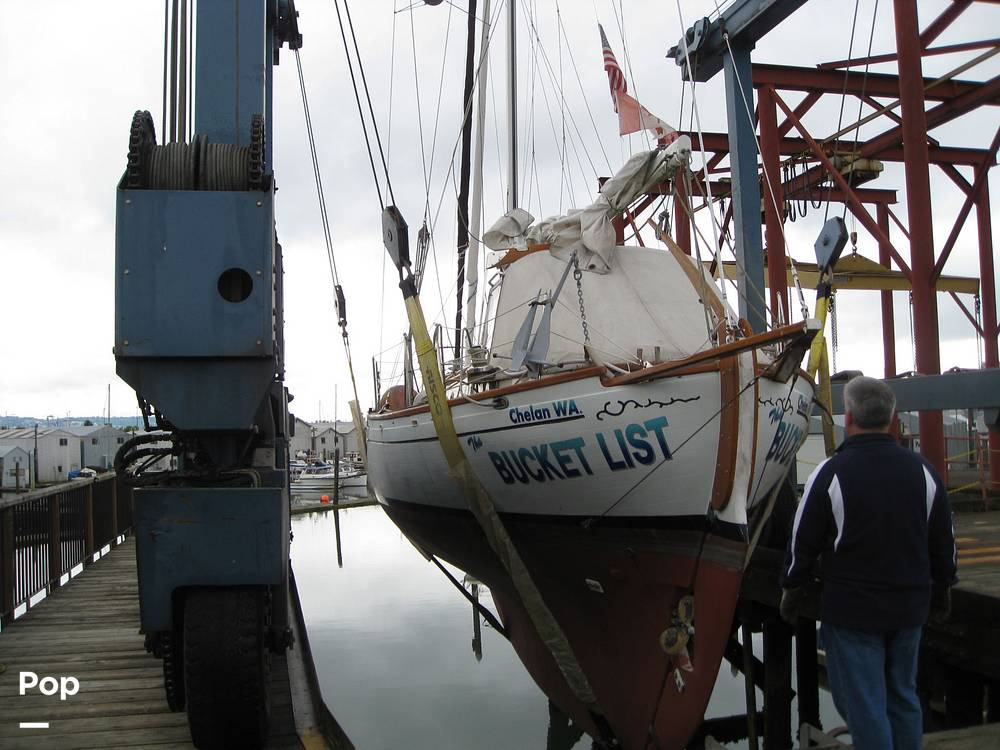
left=162, top=630, right=186, bottom=711
left=183, top=587, right=270, bottom=749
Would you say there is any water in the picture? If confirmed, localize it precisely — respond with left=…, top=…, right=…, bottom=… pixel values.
left=291, top=502, right=843, bottom=749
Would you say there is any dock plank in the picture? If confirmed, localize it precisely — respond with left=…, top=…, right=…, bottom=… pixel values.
left=0, top=537, right=304, bottom=749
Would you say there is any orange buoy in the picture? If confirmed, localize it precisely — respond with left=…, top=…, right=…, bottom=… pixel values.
left=320, top=494, right=330, bottom=504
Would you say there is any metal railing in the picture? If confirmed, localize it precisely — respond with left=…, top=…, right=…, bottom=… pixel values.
left=0, top=473, right=132, bottom=625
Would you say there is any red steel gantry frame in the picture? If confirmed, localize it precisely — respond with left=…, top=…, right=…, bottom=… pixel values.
left=633, top=0, right=998, bottom=486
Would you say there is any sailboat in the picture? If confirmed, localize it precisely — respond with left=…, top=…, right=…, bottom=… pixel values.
left=365, top=5, right=817, bottom=748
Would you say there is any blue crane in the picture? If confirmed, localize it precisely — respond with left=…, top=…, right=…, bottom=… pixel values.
left=113, top=1, right=302, bottom=746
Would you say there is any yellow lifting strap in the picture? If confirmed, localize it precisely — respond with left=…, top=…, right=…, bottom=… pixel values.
left=401, top=292, right=603, bottom=713
left=807, top=290, right=837, bottom=457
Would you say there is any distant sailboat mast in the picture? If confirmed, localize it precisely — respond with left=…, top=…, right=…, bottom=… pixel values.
left=506, top=0, right=517, bottom=212
left=463, top=0, right=491, bottom=356
left=454, top=0, right=479, bottom=362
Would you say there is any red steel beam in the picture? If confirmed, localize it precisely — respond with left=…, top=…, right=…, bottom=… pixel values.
left=776, top=91, right=821, bottom=137
left=758, top=85, right=789, bottom=325
left=691, top=131, right=992, bottom=165
left=877, top=204, right=897, bottom=377
left=886, top=206, right=911, bottom=240
left=750, top=62, right=993, bottom=103
left=939, top=163, right=974, bottom=194
left=860, top=93, right=942, bottom=149
left=784, top=186, right=898, bottom=204
left=978, top=174, right=998, bottom=360
left=931, top=125, right=1000, bottom=281
left=921, top=1, right=973, bottom=48
left=895, top=0, right=945, bottom=476
left=948, top=291, right=986, bottom=336
left=818, top=37, right=1000, bottom=70
left=777, top=73, right=1000, bottom=199
left=770, top=89, right=912, bottom=278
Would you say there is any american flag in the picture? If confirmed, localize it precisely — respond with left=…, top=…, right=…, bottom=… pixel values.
left=599, top=24, right=626, bottom=113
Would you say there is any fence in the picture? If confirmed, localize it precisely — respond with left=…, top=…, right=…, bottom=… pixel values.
left=0, top=473, right=132, bottom=625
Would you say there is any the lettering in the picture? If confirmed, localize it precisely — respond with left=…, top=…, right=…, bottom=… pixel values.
left=484, top=418, right=674, bottom=486
left=531, top=444, right=564, bottom=480
left=597, top=432, right=629, bottom=471
left=518, top=447, right=544, bottom=482
left=508, top=399, right=582, bottom=424
left=625, top=423, right=655, bottom=465
left=19, top=671, right=79, bottom=701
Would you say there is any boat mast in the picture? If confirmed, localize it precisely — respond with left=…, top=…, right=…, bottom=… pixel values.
left=454, top=0, right=479, bottom=363
left=464, top=0, right=491, bottom=353
left=506, top=0, right=517, bottom=211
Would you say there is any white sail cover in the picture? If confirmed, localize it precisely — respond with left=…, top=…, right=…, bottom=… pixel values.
left=491, top=244, right=724, bottom=368
left=483, top=138, right=692, bottom=273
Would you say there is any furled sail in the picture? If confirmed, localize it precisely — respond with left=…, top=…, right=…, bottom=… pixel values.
left=483, top=138, right=691, bottom=273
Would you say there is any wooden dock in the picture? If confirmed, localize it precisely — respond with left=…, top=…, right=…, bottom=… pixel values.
left=0, top=536, right=344, bottom=749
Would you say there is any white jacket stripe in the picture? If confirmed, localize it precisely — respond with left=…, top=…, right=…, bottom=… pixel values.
left=923, top=465, right=936, bottom=521
left=829, top=475, right=845, bottom=551
left=787, top=457, right=832, bottom=580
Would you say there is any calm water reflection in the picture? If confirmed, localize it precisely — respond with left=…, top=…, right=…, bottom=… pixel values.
left=291, top=503, right=841, bottom=749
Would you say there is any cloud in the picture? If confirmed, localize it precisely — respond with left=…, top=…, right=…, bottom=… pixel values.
left=2, top=0, right=996, bottom=420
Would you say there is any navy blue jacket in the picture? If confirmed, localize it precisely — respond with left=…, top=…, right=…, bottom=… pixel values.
left=782, top=432, right=957, bottom=631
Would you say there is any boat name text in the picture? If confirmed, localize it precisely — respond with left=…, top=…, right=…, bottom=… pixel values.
left=487, top=416, right=672, bottom=485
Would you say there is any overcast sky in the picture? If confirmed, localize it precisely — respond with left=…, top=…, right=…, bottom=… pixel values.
left=1, top=0, right=997, bottom=423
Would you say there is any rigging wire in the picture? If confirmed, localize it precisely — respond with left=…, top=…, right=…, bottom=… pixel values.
left=843, top=0, right=880, bottom=221
left=673, top=0, right=734, bottom=327
left=710, top=26, right=810, bottom=324
left=381, top=4, right=402, bottom=362
left=823, top=0, right=862, bottom=223
left=294, top=46, right=366, bottom=420
left=557, top=3, right=566, bottom=212
left=295, top=50, right=342, bottom=292
left=331, top=1, right=385, bottom=209
left=553, top=12, right=613, bottom=173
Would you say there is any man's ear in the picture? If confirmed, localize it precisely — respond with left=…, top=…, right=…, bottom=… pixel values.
left=845, top=410, right=854, bottom=431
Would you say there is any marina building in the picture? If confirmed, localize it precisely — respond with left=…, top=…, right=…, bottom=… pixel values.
left=290, top=416, right=314, bottom=458
left=0, top=427, right=81, bottom=483
left=312, top=420, right=360, bottom=460
left=0, top=445, right=31, bottom=489
left=64, top=424, right=130, bottom=469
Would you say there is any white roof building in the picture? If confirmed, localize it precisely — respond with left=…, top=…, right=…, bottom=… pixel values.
left=0, top=427, right=81, bottom=483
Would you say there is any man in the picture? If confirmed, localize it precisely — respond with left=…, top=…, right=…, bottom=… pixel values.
left=780, top=376, right=957, bottom=750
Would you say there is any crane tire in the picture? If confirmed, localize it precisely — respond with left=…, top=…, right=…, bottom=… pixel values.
left=183, top=587, right=270, bottom=749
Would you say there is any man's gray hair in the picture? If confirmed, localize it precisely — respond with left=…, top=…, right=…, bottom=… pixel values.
left=843, top=376, right=896, bottom=429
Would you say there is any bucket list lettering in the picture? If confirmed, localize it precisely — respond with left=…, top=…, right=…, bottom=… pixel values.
left=487, top=416, right=672, bottom=485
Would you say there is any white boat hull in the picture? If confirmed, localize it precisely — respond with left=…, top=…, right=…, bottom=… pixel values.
left=368, top=362, right=813, bottom=525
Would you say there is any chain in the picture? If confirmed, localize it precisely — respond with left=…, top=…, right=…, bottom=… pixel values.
left=572, top=254, right=590, bottom=345
left=909, top=291, right=916, bottom=372
left=829, top=291, right=838, bottom=373
left=975, top=294, right=983, bottom=369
